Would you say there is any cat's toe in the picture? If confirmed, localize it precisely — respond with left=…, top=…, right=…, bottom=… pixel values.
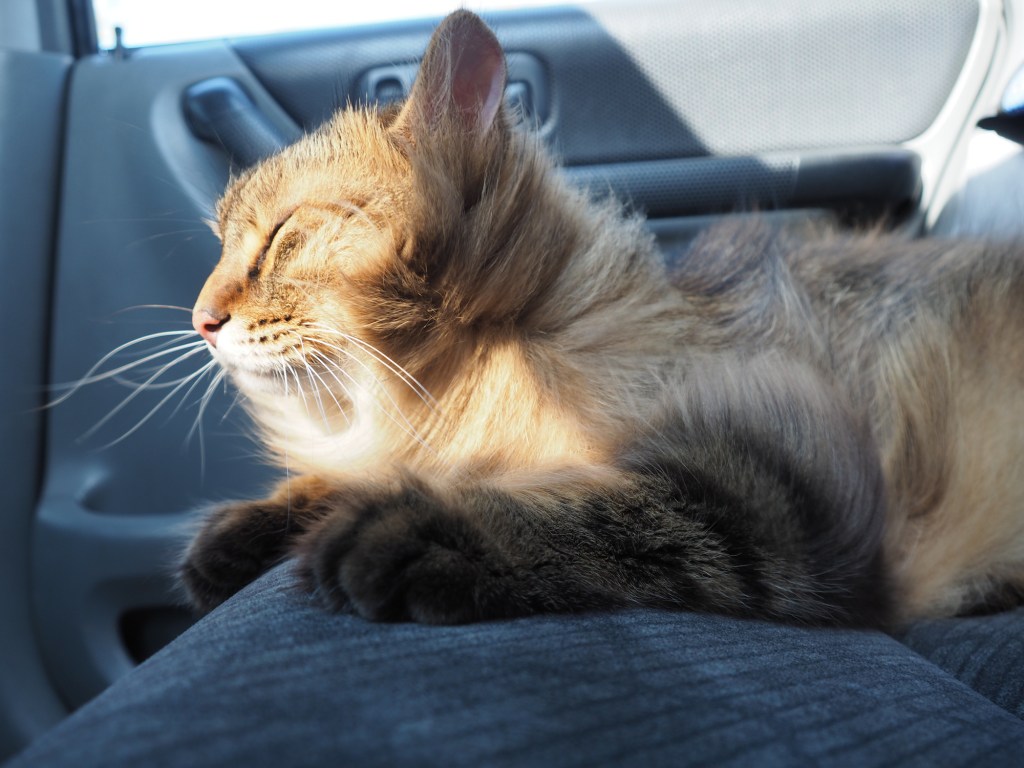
left=294, top=510, right=362, bottom=613
left=299, top=485, right=512, bottom=624
left=347, top=510, right=489, bottom=623
left=180, top=537, right=260, bottom=614
left=180, top=501, right=292, bottom=613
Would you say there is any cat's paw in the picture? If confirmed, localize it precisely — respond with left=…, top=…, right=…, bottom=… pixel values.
left=296, top=483, right=525, bottom=624
left=180, top=499, right=295, bottom=613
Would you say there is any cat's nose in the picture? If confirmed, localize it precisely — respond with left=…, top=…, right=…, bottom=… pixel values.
left=193, top=308, right=229, bottom=348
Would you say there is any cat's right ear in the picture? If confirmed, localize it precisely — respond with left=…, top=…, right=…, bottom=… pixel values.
left=393, top=11, right=507, bottom=142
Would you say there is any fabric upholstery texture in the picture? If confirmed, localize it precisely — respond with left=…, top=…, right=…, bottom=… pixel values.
left=9, top=562, right=1024, bottom=767
left=899, top=609, right=1024, bottom=719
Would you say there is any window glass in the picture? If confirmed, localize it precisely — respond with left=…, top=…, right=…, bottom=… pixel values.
left=92, top=0, right=596, bottom=49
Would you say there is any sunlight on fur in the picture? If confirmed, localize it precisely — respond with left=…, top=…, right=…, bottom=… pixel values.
left=65, top=11, right=1024, bottom=628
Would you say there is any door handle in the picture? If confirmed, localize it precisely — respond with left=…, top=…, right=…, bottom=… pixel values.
left=183, top=76, right=300, bottom=167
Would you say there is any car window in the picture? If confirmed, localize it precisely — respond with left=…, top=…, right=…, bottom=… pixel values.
left=91, top=0, right=605, bottom=49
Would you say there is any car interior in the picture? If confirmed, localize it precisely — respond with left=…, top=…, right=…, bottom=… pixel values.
left=3, top=0, right=1024, bottom=762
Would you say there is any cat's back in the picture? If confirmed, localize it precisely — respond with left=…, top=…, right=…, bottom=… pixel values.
left=669, top=216, right=1024, bottom=350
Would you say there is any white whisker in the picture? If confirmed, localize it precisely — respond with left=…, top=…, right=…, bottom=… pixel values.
left=190, top=368, right=228, bottom=477
left=303, top=322, right=438, bottom=410
left=293, top=335, right=332, bottom=431
left=309, top=366, right=345, bottom=426
left=307, top=350, right=353, bottom=426
left=167, top=359, right=219, bottom=421
left=220, top=390, right=244, bottom=425
left=96, top=359, right=215, bottom=450
left=110, top=340, right=213, bottom=388
left=49, top=331, right=204, bottom=405
left=289, top=365, right=311, bottom=419
left=191, top=367, right=227, bottom=441
left=79, top=344, right=210, bottom=440
left=342, top=333, right=438, bottom=408
left=306, top=337, right=425, bottom=436
left=112, top=304, right=193, bottom=315
left=304, top=360, right=331, bottom=430
left=111, top=369, right=208, bottom=390
left=303, top=341, right=437, bottom=455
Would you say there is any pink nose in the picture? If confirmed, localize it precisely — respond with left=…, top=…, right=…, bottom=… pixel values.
left=193, top=308, right=229, bottom=348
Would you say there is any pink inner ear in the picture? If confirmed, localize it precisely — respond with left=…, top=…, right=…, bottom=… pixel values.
left=399, top=12, right=509, bottom=137
left=450, top=35, right=506, bottom=132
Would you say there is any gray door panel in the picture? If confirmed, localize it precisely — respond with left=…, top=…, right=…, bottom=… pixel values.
left=236, top=1, right=980, bottom=160
left=0, top=48, right=73, bottom=757
left=36, top=43, right=299, bottom=709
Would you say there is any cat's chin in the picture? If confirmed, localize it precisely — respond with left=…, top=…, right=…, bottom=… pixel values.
left=229, top=368, right=287, bottom=397
left=229, top=366, right=355, bottom=416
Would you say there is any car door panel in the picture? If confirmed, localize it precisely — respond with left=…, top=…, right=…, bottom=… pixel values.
left=35, top=43, right=303, bottom=707
left=0, top=47, right=74, bottom=754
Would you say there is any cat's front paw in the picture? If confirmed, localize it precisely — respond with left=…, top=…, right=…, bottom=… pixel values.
left=297, top=483, right=526, bottom=624
left=181, top=499, right=296, bottom=613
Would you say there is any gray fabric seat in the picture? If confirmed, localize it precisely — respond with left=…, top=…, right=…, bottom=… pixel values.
left=9, top=562, right=1024, bottom=767
left=900, top=609, right=1024, bottom=720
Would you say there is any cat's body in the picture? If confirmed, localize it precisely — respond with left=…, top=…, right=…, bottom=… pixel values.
left=181, top=11, right=1024, bottom=627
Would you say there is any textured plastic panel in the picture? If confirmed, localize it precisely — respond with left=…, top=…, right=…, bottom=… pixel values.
left=563, top=151, right=921, bottom=217
left=184, top=76, right=301, bottom=167
left=35, top=43, right=299, bottom=708
left=233, top=0, right=980, bottom=165
left=0, top=50, right=72, bottom=759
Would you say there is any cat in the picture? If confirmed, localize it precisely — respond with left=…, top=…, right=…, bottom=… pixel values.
left=180, top=10, right=1024, bottom=628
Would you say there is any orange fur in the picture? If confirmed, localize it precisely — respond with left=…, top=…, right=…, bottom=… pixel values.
left=192, top=11, right=1024, bottom=624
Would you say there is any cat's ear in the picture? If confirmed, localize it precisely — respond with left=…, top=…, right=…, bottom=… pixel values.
left=396, top=11, right=507, bottom=139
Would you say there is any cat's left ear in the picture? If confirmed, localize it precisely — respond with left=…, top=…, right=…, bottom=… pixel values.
left=396, top=11, right=507, bottom=139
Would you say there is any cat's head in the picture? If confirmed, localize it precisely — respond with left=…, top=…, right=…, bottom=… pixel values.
left=192, top=11, right=570, bottom=427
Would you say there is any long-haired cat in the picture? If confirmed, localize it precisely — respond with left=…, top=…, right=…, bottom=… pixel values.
left=181, top=10, right=1024, bottom=627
